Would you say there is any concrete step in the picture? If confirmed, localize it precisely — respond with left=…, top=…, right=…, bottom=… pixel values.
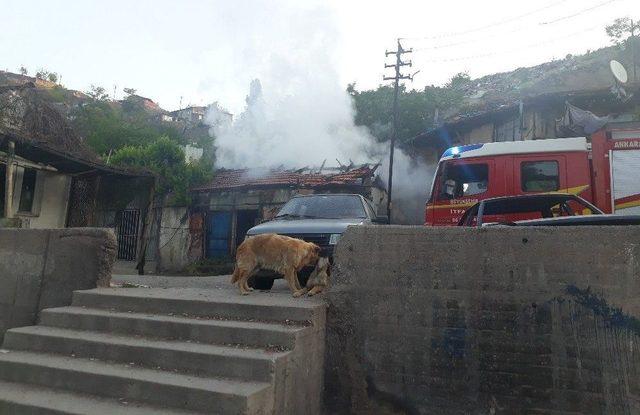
left=4, top=325, right=286, bottom=382
left=0, top=350, right=273, bottom=414
left=72, top=288, right=325, bottom=325
left=0, top=380, right=200, bottom=415
left=41, top=306, right=306, bottom=350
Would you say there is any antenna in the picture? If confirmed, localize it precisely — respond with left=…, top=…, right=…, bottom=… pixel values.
left=610, top=60, right=628, bottom=84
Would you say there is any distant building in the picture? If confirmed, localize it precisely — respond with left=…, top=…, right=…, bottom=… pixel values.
left=170, top=106, right=207, bottom=124
left=169, top=105, right=233, bottom=127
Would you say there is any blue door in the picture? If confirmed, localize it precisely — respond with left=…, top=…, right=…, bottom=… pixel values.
left=206, top=211, right=232, bottom=258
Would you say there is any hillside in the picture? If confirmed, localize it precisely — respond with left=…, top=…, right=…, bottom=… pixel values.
left=444, top=43, right=637, bottom=121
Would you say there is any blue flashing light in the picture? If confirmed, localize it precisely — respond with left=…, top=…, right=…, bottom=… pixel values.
left=441, top=143, right=484, bottom=159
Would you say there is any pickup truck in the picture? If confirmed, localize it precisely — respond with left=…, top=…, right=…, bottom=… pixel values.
left=245, top=193, right=388, bottom=289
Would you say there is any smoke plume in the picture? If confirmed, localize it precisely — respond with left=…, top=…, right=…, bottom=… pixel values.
left=204, top=1, right=435, bottom=224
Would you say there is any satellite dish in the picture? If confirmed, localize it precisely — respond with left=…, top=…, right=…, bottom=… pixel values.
left=610, top=60, right=628, bottom=84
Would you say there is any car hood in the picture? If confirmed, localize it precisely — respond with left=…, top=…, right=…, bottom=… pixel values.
left=247, top=218, right=366, bottom=235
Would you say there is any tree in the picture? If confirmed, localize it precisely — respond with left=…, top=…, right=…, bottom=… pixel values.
left=445, top=72, right=471, bottom=90
left=123, top=87, right=137, bottom=96
left=348, top=72, right=468, bottom=144
left=35, top=68, right=49, bottom=80
left=606, top=17, right=639, bottom=44
left=110, top=136, right=213, bottom=204
left=606, top=17, right=639, bottom=81
left=86, top=85, right=109, bottom=101
left=19, top=66, right=28, bottom=76
left=47, top=73, right=59, bottom=83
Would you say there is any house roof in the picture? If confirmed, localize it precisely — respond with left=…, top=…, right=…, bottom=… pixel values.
left=0, top=83, right=149, bottom=176
left=192, top=165, right=379, bottom=191
left=414, top=45, right=640, bottom=144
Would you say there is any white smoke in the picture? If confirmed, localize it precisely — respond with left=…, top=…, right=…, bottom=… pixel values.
left=379, top=150, right=436, bottom=224
left=204, top=1, right=435, bottom=224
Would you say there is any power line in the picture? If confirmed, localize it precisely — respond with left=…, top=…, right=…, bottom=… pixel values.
left=411, top=0, right=621, bottom=52
left=541, top=0, right=619, bottom=24
left=401, top=0, right=571, bottom=41
left=418, top=25, right=602, bottom=63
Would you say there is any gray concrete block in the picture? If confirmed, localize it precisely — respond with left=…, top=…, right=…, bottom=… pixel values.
left=0, top=228, right=117, bottom=343
left=4, top=325, right=283, bottom=382
left=326, top=225, right=640, bottom=415
left=0, top=350, right=272, bottom=414
left=40, top=306, right=306, bottom=350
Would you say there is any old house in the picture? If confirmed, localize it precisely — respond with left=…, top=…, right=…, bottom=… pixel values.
left=412, top=47, right=640, bottom=161
left=0, top=83, right=154, bottom=265
left=155, top=164, right=385, bottom=272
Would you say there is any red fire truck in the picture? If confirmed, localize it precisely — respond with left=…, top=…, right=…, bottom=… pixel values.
left=425, top=123, right=640, bottom=226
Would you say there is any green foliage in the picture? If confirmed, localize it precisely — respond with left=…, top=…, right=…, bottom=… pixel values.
left=123, top=87, right=137, bottom=96
left=605, top=17, right=639, bottom=45
left=73, top=100, right=183, bottom=154
left=86, top=85, right=109, bottom=100
left=349, top=74, right=467, bottom=143
left=45, top=86, right=68, bottom=103
left=110, top=137, right=213, bottom=204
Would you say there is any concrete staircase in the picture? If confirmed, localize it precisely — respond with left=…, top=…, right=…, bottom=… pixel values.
left=0, top=288, right=326, bottom=414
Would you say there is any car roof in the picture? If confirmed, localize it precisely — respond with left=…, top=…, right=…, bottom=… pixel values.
left=501, top=215, right=640, bottom=226
left=478, top=194, right=602, bottom=215
left=292, top=193, right=362, bottom=198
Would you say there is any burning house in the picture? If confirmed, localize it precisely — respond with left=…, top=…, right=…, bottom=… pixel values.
left=155, top=164, right=386, bottom=272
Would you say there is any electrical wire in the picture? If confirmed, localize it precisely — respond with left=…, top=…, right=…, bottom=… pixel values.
left=405, top=0, right=620, bottom=52
left=540, top=0, right=619, bottom=24
left=401, top=0, right=572, bottom=41
left=419, top=24, right=602, bottom=63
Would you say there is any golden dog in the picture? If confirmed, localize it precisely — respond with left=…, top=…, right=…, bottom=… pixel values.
left=231, top=233, right=321, bottom=295
left=293, top=256, right=330, bottom=297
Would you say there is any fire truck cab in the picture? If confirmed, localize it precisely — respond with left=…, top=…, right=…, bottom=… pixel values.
left=425, top=123, right=640, bottom=226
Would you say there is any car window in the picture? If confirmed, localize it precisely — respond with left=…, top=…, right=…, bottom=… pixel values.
left=439, top=163, right=488, bottom=200
left=364, top=199, right=377, bottom=218
left=521, top=161, right=559, bottom=192
left=277, top=195, right=367, bottom=219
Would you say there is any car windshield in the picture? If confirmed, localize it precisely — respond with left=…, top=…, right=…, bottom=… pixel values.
left=275, top=195, right=367, bottom=219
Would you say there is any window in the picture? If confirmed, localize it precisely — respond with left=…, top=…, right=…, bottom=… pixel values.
left=18, top=168, right=37, bottom=213
left=521, top=161, right=559, bottom=192
left=276, top=195, right=367, bottom=219
left=438, top=163, right=488, bottom=200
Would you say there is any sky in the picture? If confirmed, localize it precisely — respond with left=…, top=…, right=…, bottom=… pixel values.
left=1, top=0, right=637, bottom=114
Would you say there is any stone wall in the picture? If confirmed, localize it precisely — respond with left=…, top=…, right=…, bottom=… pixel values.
left=326, top=226, right=640, bottom=414
left=0, top=228, right=116, bottom=343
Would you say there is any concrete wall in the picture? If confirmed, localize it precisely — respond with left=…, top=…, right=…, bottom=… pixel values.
left=0, top=228, right=116, bottom=343
left=157, top=206, right=191, bottom=272
left=326, top=226, right=640, bottom=414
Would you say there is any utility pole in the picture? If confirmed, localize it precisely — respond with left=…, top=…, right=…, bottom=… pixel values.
left=383, top=39, right=413, bottom=222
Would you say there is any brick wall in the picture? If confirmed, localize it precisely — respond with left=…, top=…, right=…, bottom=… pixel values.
left=326, top=226, right=640, bottom=414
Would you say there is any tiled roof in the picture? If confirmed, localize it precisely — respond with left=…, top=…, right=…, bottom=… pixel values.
left=192, top=165, right=377, bottom=191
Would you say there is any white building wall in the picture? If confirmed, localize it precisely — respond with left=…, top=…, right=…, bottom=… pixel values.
left=12, top=167, right=71, bottom=228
